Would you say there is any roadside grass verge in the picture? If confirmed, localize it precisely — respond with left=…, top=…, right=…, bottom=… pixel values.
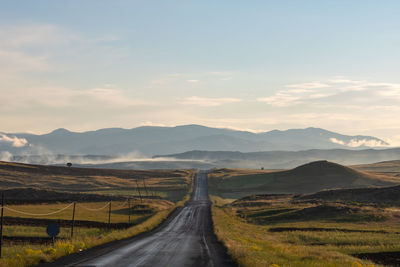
left=0, top=208, right=173, bottom=267
left=211, top=203, right=381, bottom=266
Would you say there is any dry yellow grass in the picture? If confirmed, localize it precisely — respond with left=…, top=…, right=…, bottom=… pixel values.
left=211, top=203, right=381, bottom=267
left=0, top=208, right=175, bottom=267
left=0, top=161, right=194, bottom=202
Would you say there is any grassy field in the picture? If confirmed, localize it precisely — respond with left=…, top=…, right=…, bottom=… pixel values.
left=3, top=199, right=173, bottom=223
left=208, top=163, right=400, bottom=266
left=0, top=161, right=195, bottom=266
left=211, top=195, right=400, bottom=266
left=0, top=208, right=175, bottom=267
left=208, top=161, right=399, bottom=199
left=352, top=160, right=400, bottom=179
left=0, top=161, right=194, bottom=202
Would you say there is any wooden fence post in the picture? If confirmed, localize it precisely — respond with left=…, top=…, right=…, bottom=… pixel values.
left=135, top=180, right=142, bottom=202
left=108, top=201, right=112, bottom=227
left=0, top=193, right=4, bottom=258
left=71, top=202, right=76, bottom=238
left=142, top=178, right=149, bottom=197
left=128, top=198, right=131, bottom=224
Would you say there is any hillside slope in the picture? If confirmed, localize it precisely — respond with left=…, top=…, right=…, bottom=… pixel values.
left=158, top=148, right=400, bottom=169
left=208, top=161, right=398, bottom=199
left=298, top=184, right=400, bottom=206
left=0, top=161, right=193, bottom=202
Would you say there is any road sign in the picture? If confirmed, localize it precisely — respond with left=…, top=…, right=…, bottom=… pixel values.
left=46, top=223, right=60, bottom=238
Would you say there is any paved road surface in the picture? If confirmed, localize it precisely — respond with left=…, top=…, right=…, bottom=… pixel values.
left=42, top=172, right=235, bottom=267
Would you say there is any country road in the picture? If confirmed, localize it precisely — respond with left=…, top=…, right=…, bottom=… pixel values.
left=41, top=172, right=235, bottom=267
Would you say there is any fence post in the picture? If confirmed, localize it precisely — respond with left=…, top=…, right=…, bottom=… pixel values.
left=108, top=201, right=112, bottom=227
left=0, top=193, right=4, bottom=258
left=142, top=178, right=149, bottom=197
left=128, top=198, right=131, bottom=224
left=71, top=202, right=76, bottom=239
left=135, top=180, right=143, bottom=202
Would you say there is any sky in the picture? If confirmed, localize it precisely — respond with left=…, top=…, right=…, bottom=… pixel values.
left=1, top=1, right=400, bottom=145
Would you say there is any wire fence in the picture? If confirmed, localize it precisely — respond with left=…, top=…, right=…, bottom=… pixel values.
left=3, top=203, right=75, bottom=216
left=0, top=194, right=153, bottom=258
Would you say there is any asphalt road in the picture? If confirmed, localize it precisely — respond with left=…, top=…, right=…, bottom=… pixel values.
left=41, top=172, right=235, bottom=267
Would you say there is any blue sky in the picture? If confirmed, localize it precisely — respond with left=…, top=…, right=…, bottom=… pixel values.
left=1, top=1, right=400, bottom=145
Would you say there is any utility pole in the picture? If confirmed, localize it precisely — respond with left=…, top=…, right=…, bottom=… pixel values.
left=135, top=180, right=142, bottom=202
left=128, top=198, right=131, bottom=224
left=108, top=201, right=112, bottom=227
left=142, top=178, right=149, bottom=197
left=71, top=202, right=76, bottom=238
left=0, top=193, right=4, bottom=258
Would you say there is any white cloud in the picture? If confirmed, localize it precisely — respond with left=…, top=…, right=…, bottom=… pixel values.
left=181, top=96, right=242, bottom=107
left=79, top=86, right=154, bottom=108
left=0, top=49, right=49, bottom=74
left=329, top=137, right=345, bottom=145
left=286, top=82, right=330, bottom=89
left=347, top=139, right=389, bottom=148
left=0, top=151, right=13, bottom=161
left=187, top=80, right=200, bottom=83
left=0, top=24, right=75, bottom=48
left=0, top=83, right=155, bottom=113
left=329, top=137, right=388, bottom=147
left=259, top=78, right=400, bottom=107
left=0, top=134, right=28, bottom=147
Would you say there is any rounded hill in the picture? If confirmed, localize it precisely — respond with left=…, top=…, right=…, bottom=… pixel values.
left=209, top=161, right=398, bottom=198
left=274, top=160, right=393, bottom=193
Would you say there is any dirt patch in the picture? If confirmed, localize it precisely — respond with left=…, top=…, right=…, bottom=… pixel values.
left=353, top=251, right=400, bottom=266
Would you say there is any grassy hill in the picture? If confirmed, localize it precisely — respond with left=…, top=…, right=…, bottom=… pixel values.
left=298, top=184, right=400, bottom=206
left=0, top=161, right=194, bottom=202
left=352, top=160, right=400, bottom=178
left=208, top=160, right=398, bottom=199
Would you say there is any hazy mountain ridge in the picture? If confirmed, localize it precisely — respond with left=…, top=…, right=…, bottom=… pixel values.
left=0, top=125, right=390, bottom=158
left=156, top=148, right=400, bottom=169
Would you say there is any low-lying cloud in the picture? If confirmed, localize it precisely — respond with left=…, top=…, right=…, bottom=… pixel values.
left=0, top=133, right=28, bottom=147
left=181, top=96, right=242, bottom=107
left=329, top=137, right=389, bottom=148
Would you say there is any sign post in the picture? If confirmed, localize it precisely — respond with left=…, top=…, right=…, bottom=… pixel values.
left=71, top=202, right=76, bottom=238
left=128, top=198, right=131, bottom=224
left=46, top=223, right=60, bottom=246
left=108, top=201, right=112, bottom=228
left=0, top=193, right=4, bottom=258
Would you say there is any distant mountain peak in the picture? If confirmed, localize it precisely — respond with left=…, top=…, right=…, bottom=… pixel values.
left=50, top=128, right=71, bottom=134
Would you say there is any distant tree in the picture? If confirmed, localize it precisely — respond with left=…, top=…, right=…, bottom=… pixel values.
left=66, top=162, right=72, bottom=167
left=261, top=167, right=264, bottom=170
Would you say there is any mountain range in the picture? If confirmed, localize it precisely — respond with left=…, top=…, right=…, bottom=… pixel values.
left=0, top=125, right=390, bottom=158
left=155, top=148, right=400, bottom=169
